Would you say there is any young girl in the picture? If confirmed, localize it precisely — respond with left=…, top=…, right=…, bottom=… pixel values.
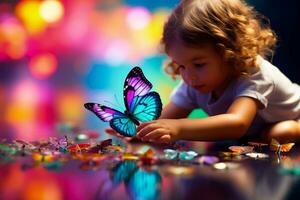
left=109, top=0, right=300, bottom=144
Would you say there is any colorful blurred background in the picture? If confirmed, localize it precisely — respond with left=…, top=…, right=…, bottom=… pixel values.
left=1, top=1, right=300, bottom=200
left=0, top=0, right=183, bottom=141
left=0, top=0, right=299, bottom=141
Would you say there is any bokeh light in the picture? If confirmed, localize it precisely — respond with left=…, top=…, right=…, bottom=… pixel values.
left=29, top=53, right=58, bottom=79
left=40, top=0, right=64, bottom=24
left=0, top=0, right=183, bottom=140
left=0, top=16, right=27, bottom=60
left=126, top=7, right=151, bottom=30
left=55, top=89, right=85, bottom=123
left=103, top=40, right=130, bottom=66
left=16, top=0, right=46, bottom=35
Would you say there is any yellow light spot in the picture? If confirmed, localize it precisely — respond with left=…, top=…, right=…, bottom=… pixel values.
left=16, top=0, right=46, bottom=34
left=40, top=0, right=64, bottom=23
left=56, top=91, right=85, bottom=122
left=213, top=162, right=227, bottom=170
left=5, top=104, right=35, bottom=123
left=166, top=166, right=195, bottom=176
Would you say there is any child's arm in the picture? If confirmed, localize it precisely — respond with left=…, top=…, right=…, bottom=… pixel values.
left=137, top=97, right=259, bottom=143
left=159, top=101, right=192, bottom=119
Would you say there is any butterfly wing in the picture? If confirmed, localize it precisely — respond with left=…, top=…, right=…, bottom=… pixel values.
left=84, top=103, right=125, bottom=122
left=112, top=160, right=138, bottom=186
left=110, top=87, right=162, bottom=136
left=281, top=143, right=295, bottom=152
left=84, top=103, right=137, bottom=137
left=110, top=117, right=137, bottom=137
left=229, top=146, right=254, bottom=154
left=269, top=139, right=295, bottom=152
left=128, top=91, right=162, bottom=122
left=123, top=67, right=162, bottom=122
left=124, top=66, right=153, bottom=111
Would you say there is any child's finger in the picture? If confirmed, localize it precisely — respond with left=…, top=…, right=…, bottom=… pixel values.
left=158, top=135, right=171, bottom=144
left=136, top=124, right=158, bottom=138
left=136, top=121, right=154, bottom=132
left=141, top=129, right=165, bottom=141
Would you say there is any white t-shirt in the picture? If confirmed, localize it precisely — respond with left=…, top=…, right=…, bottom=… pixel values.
left=170, top=56, right=300, bottom=138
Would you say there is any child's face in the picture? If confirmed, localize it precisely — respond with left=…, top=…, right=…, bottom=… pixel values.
left=168, top=41, right=233, bottom=97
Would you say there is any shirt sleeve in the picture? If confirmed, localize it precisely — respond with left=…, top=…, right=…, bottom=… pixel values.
left=170, top=81, right=198, bottom=110
left=234, top=75, right=274, bottom=109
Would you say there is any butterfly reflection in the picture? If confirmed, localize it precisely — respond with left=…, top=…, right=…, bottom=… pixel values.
left=85, top=66, right=162, bottom=137
left=110, top=160, right=162, bottom=200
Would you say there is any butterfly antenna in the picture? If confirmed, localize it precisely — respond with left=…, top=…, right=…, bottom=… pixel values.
left=114, top=93, right=123, bottom=109
left=103, top=100, right=122, bottom=110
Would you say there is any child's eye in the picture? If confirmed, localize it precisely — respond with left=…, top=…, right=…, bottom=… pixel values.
left=194, top=63, right=205, bottom=68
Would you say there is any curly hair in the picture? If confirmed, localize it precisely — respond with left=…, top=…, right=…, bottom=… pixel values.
left=161, top=0, right=277, bottom=78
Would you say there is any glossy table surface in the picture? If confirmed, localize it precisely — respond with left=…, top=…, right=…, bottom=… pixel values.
left=1, top=139, right=300, bottom=200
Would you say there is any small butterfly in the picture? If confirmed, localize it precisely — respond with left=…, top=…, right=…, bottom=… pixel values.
left=270, top=139, right=295, bottom=153
left=84, top=66, right=162, bottom=137
left=229, top=146, right=254, bottom=154
left=248, top=141, right=268, bottom=147
left=248, top=141, right=268, bottom=151
left=67, top=143, right=91, bottom=152
left=139, top=148, right=156, bottom=165
left=163, top=149, right=198, bottom=161
left=49, top=136, right=68, bottom=150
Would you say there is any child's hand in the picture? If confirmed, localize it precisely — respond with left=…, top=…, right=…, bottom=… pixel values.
left=136, top=119, right=182, bottom=143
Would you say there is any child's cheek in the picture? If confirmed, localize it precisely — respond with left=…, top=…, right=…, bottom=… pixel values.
left=180, top=71, right=190, bottom=84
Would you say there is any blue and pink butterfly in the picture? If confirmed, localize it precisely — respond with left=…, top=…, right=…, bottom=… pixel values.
left=84, top=67, right=162, bottom=137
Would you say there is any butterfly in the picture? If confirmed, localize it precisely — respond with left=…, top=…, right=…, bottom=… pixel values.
left=163, top=149, right=198, bottom=161
left=248, top=141, right=268, bottom=148
left=270, top=139, right=295, bottom=153
left=49, top=136, right=68, bottom=150
left=139, top=148, right=156, bottom=165
left=248, top=141, right=268, bottom=151
left=84, top=67, right=162, bottom=137
left=67, top=143, right=91, bottom=152
left=229, top=146, right=254, bottom=154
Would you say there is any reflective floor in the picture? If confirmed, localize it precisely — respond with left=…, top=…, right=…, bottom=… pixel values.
left=1, top=139, right=300, bottom=200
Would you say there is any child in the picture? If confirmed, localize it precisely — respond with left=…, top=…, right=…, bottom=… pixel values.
left=109, top=0, right=300, bottom=144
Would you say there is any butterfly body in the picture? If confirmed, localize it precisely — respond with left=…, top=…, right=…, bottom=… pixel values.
left=85, top=67, right=162, bottom=137
left=124, top=110, right=140, bottom=126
